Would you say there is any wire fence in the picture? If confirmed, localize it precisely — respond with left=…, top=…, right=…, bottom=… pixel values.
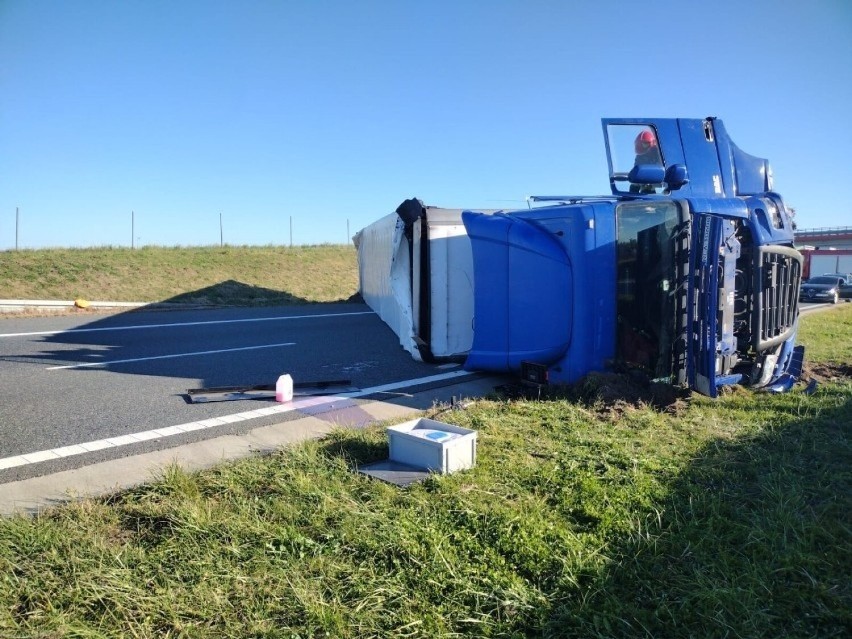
left=1, top=208, right=357, bottom=251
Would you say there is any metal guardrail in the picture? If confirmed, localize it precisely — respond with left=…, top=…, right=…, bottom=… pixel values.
left=795, top=226, right=852, bottom=236
left=0, top=299, right=147, bottom=313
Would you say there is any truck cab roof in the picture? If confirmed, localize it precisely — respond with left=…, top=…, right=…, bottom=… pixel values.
left=601, top=117, right=773, bottom=200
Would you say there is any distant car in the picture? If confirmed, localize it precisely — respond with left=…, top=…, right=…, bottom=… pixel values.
left=799, top=275, right=848, bottom=304
left=822, top=273, right=852, bottom=286
left=822, top=273, right=852, bottom=299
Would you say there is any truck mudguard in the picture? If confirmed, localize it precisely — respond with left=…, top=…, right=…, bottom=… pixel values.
left=462, top=212, right=573, bottom=372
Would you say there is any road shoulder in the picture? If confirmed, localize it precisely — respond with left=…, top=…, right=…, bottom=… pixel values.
left=1, top=375, right=501, bottom=516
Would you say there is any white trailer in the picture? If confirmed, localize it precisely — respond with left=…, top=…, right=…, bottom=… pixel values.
left=353, top=199, right=497, bottom=361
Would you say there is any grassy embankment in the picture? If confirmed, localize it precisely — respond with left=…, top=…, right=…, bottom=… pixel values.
left=0, top=250, right=850, bottom=637
left=0, top=245, right=359, bottom=306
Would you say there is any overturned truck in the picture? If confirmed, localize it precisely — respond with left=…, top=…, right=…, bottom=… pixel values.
left=354, top=117, right=804, bottom=397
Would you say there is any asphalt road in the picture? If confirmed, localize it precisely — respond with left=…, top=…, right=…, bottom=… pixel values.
left=2, top=298, right=842, bottom=485
left=0, top=303, right=466, bottom=483
left=799, top=299, right=849, bottom=313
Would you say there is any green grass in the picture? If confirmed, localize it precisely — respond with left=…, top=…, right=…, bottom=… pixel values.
left=0, top=314, right=850, bottom=637
left=797, top=304, right=852, bottom=365
left=0, top=245, right=359, bottom=305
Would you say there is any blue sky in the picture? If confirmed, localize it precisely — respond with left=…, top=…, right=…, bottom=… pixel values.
left=1, top=0, right=850, bottom=249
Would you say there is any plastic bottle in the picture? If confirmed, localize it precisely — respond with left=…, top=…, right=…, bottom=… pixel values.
left=275, top=374, right=293, bottom=403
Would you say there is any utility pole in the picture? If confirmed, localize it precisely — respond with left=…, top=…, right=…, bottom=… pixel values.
left=346, top=218, right=350, bottom=243
left=289, top=216, right=293, bottom=247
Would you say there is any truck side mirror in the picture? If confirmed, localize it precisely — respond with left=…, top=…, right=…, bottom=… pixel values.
left=664, top=164, right=689, bottom=190
left=627, top=164, right=666, bottom=184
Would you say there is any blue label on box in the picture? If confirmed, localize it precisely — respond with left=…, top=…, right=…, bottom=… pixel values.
left=424, top=431, right=452, bottom=442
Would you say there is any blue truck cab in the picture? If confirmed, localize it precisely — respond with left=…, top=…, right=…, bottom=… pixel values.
left=462, top=117, right=804, bottom=396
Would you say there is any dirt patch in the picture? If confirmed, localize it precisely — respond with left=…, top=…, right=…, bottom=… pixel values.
left=499, top=360, right=849, bottom=419
left=801, top=362, right=852, bottom=384
left=498, top=369, right=692, bottom=419
left=574, top=371, right=691, bottom=419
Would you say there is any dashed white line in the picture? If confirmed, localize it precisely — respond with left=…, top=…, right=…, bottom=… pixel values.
left=0, top=370, right=475, bottom=472
left=0, top=310, right=375, bottom=339
left=47, top=342, right=297, bottom=370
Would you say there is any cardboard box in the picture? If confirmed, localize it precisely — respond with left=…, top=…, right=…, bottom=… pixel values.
left=387, top=417, right=477, bottom=474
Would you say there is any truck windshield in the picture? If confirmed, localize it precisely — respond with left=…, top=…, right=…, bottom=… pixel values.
left=615, top=201, right=683, bottom=379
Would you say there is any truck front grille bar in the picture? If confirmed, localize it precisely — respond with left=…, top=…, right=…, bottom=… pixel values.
left=754, top=246, right=803, bottom=352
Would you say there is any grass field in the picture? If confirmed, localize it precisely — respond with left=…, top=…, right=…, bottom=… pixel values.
left=0, top=245, right=359, bottom=305
left=0, top=263, right=850, bottom=636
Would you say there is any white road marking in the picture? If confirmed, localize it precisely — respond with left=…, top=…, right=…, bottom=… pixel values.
left=0, top=311, right=375, bottom=339
left=47, top=342, right=297, bottom=370
left=0, top=370, right=475, bottom=471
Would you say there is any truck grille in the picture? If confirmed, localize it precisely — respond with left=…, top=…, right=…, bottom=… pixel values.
left=755, top=246, right=803, bottom=352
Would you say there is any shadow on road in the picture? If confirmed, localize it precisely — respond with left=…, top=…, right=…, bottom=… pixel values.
left=161, top=279, right=362, bottom=307
left=6, top=280, right=389, bottom=390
